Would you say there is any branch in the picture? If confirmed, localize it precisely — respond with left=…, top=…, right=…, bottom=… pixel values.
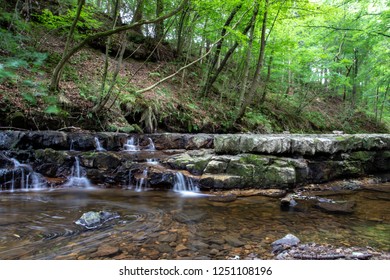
left=136, top=47, right=214, bottom=94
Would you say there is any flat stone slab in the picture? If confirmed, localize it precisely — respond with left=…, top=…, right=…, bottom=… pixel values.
left=214, top=134, right=390, bottom=155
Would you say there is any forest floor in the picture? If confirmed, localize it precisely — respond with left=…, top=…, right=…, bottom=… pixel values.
left=0, top=27, right=388, bottom=134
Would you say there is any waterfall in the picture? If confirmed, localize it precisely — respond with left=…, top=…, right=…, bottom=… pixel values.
left=94, top=137, right=106, bottom=151
left=173, top=172, right=199, bottom=193
left=64, top=157, right=91, bottom=188
left=0, top=158, right=47, bottom=191
left=124, top=137, right=139, bottom=151
left=70, top=139, right=75, bottom=151
left=146, top=138, right=156, bottom=151
left=135, top=169, right=148, bottom=192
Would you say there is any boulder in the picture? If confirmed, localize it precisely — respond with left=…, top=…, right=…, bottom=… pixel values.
left=75, top=211, right=120, bottom=229
left=315, top=201, right=356, bottom=214
left=271, top=234, right=300, bottom=253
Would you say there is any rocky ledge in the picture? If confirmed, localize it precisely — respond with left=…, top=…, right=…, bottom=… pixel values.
left=1, top=131, right=389, bottom=190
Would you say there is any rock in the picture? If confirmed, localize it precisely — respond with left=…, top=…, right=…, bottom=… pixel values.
left=158, top=232, right=178, bottom=243
left=200, top=174, right=242, bottom=189
left=315, top=201, right=356, bottom=214
left=271, top=234, right=300, bottom=254
left=75, top=211, right=120, bottom=229
left=157, top=244, right=173, bottom=254
left=224, top=236, right=245, bottom=247
left=173, top=211, right=206, bottom=224
left=208, top=193, right=237, bottom=202
left=91, top=245, right=120, bottom=257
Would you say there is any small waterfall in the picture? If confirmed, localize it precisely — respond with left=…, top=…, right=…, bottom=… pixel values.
left=64, top=157, right=91, bottom=188
left=135, top=169, right=148, bottom=192
left=146, top=138, right=156, bottom=151
left=94, top=137, right=106, bottom=151
left=70, top=139, right=75, bottom=151
left=124, top=137, right=139, bottom=151
left=1, top=158, right=46, bottom=191
left=173, top=172, right=199, bottom=193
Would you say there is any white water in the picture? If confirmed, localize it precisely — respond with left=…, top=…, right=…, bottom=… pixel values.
left=1, top=158, right=46, bottom=191
left=94, top=137, right=106, bottom=151
left=124, top=137, right=139, bottom=151
left=64, top=157, right=92, bottom=188
left=146, top=138, right=156, bottom=151
left=135, top=169, right=148, bottom=192
left=173, top=172, right=199, bottom=193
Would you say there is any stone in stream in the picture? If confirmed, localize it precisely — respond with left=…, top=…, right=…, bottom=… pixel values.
left=75, top=211, right=120, bottom=229
left=315, top=201, right=356, bottom=214
left=271, top=234, right=300, bottom=254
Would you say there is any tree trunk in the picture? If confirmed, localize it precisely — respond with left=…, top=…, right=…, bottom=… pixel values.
left=200, top=14, right=255, bottom=98
left=176, top=5, right=189, bottom=56
left=201, top=2, right=243, bottom=97
left=155, top=0, right=164, bottom=40
left=51, top=0, right=85, bottom=94
left=238, top=1, right=259, bottom=106
left=260, top=48, right=274, bottom=104
left=131, top=0, right=145, bottom=35
left=236, top=0, right=269, bottom=122
left=351, top=48, right=358, bottom=108
left=379, top=83, right=389, bottom=122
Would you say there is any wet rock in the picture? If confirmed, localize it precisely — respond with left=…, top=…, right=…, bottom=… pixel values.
left=91, top=245, right=120, bottom=258
left=158, top=232, right=178, bottom=243
left=156, top=244, right=173, bottom=254
left=75, top=211, right=120, bottom=229
left=315, top=201, right=356, bottom=214
left=274, top=243, right=383, bottom=260
left=208, top=193, right=237, bottom=202
left=224, top=236, right=245, bottom=247
left=191, top=240, right=209, bottom=250
left=173, top=211, right=206, bottom=224
left=200, top=174, right=242, bottom=189
left=271, top=234, right=300, bottom=253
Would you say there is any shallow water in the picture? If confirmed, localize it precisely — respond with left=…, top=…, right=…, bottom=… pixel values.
left=0, top=184, right=389, bottom=260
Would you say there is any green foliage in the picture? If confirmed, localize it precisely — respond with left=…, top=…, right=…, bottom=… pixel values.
left=35, top=7, right=102, bottom=38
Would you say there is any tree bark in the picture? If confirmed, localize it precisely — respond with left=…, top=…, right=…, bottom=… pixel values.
left=131, top=0, right=145, bottom=35
left=49, top=0, right=188, bottom=93
left=238, top=1, right=259, bottom=106
left=201, top=2, right=243, bottom=97
left=236, top=0, right=269, bottom=122
left=155, top=0, right=164, bottom=40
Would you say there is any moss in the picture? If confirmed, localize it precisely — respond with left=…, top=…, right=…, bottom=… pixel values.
left=349, top=151, right=375, bottom=162
left=35, top=148, right=68, bottom=164
left=226, top=161, right=254, bottom=181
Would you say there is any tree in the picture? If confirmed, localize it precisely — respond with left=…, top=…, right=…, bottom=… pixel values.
left=49, top=0, right=189, bottom=93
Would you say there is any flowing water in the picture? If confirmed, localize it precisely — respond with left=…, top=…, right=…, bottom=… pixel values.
left=0, top=184, right=389, bottom=260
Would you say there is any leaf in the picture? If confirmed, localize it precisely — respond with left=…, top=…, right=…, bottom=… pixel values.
left=44, top=105, right=61, bottom=115
left=22, top=93, right=37, bottom=105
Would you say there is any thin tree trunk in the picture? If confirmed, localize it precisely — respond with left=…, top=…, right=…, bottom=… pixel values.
left=155, top=0, right=164, bottom=40
left=351, top=48, right=358, bottom=108
left=131, top=0, right=145, bottom=34
left=238, top=2, right=259, bottom=106
left=52, top=0, right=85, bottom=93
left=92, top=33, right=127, bottom=113
left=260, top=48, right=274, bottom=104
left=379, top=83, right=389, bottom=122
left=99, top=0, right=120, bottom=102
left=201, top=2, right=243, bottom=97
left=176, top=6, right=189, bottom=56
left=236, top=0, right=269, bottom=122
left=201, top=15, right=255, bottom=97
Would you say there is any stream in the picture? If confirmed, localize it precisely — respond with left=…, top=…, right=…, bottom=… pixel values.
left=0, top=184, right=389, bottom=260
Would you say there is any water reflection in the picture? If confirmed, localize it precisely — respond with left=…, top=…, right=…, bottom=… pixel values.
left=0, top=185, right=389, bottom=259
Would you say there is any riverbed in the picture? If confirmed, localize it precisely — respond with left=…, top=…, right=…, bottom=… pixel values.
left=0, top=183, right=389, bottom=260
